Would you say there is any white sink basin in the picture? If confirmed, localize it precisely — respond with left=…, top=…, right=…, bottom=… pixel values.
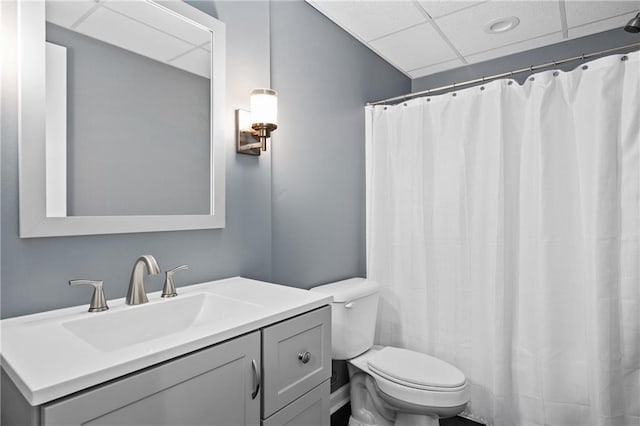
left=0, top=277, right=333, bottom=406
left=62, top=293, right=259, bottom=352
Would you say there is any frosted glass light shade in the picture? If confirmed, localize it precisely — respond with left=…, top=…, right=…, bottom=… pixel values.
left=250, top=89, right=278, bottom=126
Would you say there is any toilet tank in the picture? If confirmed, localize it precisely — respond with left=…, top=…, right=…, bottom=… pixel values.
left=310, top=278, right=380, bottom=360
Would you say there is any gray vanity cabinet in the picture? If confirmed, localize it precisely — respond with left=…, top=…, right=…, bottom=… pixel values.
left=41, top=331, right=261, bottom=426
left=2, top=305, right=332, bottom=426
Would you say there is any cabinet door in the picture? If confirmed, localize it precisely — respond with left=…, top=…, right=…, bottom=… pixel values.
left=262, top=306, right=331, bottom=418
left=262, top=380, right=330, bottom=426
left=42, top=332, right=261, bottom=426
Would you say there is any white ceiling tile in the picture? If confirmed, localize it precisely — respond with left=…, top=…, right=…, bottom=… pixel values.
left=76, top=7, right=194, bottom=64
left=103, top=0, right=211, bottom=46
left=308, top=0, right=427, bottom=41
left=46, top=1, right=98, bottom=29
left=465, top=32, right=563, bottom=64
left=304, top=0, right=639, bottom=79
left=417, top=1, right=486, bottom=19
left=408, top=58, right=465, bottom=78
left=564, top=1, right=640, bottom=27
left=567, top=10, right=639, bottom=38
left=169, top=49, right=211, bottom=79
left=370, top=22, right=458, bottom=71
left=436, top=1, right=562, bottom=55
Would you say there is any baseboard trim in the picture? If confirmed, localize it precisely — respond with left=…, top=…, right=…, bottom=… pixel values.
left=330, top=384, right=350, bottom=414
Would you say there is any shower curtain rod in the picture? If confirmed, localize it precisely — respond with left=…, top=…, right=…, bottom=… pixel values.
left=368, top=41, right=640, bottom=106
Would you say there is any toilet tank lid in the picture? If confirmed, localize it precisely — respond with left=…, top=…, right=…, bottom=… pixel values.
left=310, top=278, right=379, bottom=302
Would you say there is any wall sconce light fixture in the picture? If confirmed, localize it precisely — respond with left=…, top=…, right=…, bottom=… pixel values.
left=237, top=88, right=278, bottom=156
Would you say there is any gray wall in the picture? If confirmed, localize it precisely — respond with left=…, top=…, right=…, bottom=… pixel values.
left=0, top=0, right=410, bottom=318
left=269, top=0, right=411, bottom=288
left=0, top=1, right=273, bottom=318
left=412, top=28, right=639, bottom=93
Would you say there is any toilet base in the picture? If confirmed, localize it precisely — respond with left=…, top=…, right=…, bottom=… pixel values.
left=348, top=413, right=439, bottom=426
left=348, top=415, right=385, bottom=426
left=395, top=413, right=439, bottom=426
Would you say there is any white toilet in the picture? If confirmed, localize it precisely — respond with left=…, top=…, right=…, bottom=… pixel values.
left=311, top=278, right=469, bottom=426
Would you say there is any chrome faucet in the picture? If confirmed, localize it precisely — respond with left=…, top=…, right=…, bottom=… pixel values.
left=126, top=255, right=160, bottom=305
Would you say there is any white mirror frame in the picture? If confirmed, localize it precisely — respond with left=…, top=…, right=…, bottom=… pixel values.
left=18, top=0, right=225, bottom=238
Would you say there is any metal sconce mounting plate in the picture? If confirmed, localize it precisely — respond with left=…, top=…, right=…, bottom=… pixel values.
left=236, top=109, right=262, bottom=156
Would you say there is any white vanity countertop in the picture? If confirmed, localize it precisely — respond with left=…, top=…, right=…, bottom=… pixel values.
left=0, top=277, right=332, bottom=406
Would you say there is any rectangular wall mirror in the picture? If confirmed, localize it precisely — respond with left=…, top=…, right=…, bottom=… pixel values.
left=18, top=0, right=225, bottom=238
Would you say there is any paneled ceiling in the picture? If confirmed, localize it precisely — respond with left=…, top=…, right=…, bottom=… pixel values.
left=306, top=0, right=640, bottom=78
left=46, top=0, right=212, bottom=78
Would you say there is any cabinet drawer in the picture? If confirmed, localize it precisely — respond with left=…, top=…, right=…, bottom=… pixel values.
left=262, top=380, right=330, bottom=426
left=262, top=305, right=331, bottom=418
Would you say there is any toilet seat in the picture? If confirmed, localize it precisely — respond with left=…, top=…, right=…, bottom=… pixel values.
left=367, top=347, right=466, bottom=391
left=351, top=346, right=470, bottom=409
left=369, top=368, right=469, bottom=409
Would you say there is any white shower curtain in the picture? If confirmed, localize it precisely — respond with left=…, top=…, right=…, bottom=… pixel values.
left=365, top=52, right=640, bottom=426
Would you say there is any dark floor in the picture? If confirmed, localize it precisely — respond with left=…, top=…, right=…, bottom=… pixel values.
left=330, top=403, right=351, bottom=426
left=441, top=415, right=483, bottom=426
left=330, top=403, right=483, bottom=426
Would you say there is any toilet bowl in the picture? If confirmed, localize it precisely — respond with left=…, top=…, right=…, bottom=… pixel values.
left=348, top=346, right=469, bottom=426
left=310, top=278, right=469, bottom=426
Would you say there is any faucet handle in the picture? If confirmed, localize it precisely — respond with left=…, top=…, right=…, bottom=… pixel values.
left=168, top=265, right=189, bottom=274
left=162, top=265, right=189, bottom=298
left=69, top=280, right=109, bottom=313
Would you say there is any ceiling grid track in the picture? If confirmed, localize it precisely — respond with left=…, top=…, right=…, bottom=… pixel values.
left=70, top=3, right=102, bottom=29
left=413, top=1, right=468, bottom=65
left=559, top=0, right=569, bottom=39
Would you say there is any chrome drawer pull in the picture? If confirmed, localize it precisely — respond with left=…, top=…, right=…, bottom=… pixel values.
left=298, top=351, right=311, bottom=364
left=251, top=359, right=260, bottom=399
